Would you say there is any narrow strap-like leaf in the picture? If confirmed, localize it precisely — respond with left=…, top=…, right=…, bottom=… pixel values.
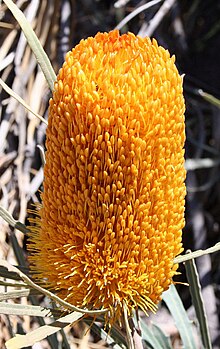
left=174, top=242, right=220, bottom=264
left=185, top=253, right=212, bottom=349
left=3, top=0, right=56, bottom=91
left=0, top=206, right=29, bottom=234
left=163, top=284, right=197, bottom=349
left=140, top=319, right=172, bottom=349
left=0, top=78, right=48, bottom=125
left=199, top=89, right=220, bottom=109
left=152, top=324, right=173, bottom=349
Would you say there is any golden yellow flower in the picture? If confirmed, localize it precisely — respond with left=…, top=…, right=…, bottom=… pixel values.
left=28, top=30, right=186, bottom=324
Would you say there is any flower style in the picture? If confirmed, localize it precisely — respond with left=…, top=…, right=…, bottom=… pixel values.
left=28, top=30, right=186, bottom=324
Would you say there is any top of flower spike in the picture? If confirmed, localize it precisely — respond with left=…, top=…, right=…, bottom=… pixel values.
left=28, top=30, right=186, bottom=325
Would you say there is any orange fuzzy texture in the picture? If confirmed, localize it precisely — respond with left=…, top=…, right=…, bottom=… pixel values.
left=29, top=30, right=186, bottom=322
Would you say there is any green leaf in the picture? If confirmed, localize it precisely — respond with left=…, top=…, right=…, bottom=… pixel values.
left=185, top=255, right=212, bottom=349
left=199, top=89, right=220, bottom=109
left=0, top=205, right=29, bottom=234
left=140, top=319, right=172, bottom=349
left=163, top=284, right=197, bottom=349
left=0, top=79, right=48, bottom=125
left=2, top=0, right=56, bottom=91
left=152, top=324, right=173, bottom=349
left=174, top=242, right=220, bottom=264
left=5, top=311, right=83, bottom=349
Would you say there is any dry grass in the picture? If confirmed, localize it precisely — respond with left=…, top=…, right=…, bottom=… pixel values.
left=1, top=0, right=220, bottom=348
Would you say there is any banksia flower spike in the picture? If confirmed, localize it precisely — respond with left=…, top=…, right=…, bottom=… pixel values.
left=28, top=30, right=186, bottom=324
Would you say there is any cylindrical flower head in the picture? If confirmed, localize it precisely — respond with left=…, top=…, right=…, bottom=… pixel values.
left=29, top=30, right=186, bottom=323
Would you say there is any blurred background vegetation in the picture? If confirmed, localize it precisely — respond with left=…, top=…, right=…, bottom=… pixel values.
left=1, top=0, right=220, bottom=348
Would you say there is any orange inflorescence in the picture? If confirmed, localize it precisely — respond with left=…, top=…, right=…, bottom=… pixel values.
left=28, top=30, right=186, bottom=323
